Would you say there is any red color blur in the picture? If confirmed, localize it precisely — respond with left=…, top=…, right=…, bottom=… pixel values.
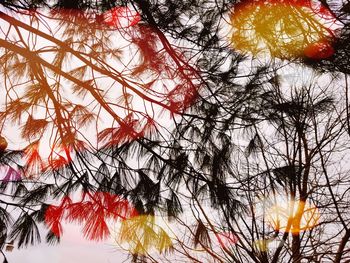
left=103, top=6, right=141, bottom=28
left=304, top=40, right=335, bottom=59
left=215, top=231, right=239, bottom=248
left=44, top=192, right=137, bottom=240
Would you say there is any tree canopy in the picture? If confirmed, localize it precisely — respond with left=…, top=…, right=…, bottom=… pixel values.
left=0, top=0, right=350, bottom=262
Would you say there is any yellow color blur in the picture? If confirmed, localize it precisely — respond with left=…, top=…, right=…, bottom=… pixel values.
left=118, top=215, right=173, bottom=255
left=230, top=2, right=334, bottom=58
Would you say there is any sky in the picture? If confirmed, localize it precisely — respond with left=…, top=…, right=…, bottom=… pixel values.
left=0, top=1, right=346, bottom=262
left=6, top=223, right=128, bottom=263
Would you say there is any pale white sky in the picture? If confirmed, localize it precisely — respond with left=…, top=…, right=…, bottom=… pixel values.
left=6, top=223, right=128, bottom=263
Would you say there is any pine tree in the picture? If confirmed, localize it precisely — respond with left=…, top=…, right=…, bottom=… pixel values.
left=0, top=0, right=350, bottom=262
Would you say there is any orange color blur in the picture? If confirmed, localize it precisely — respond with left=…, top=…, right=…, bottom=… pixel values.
left=266, top=200, right=320, bottom=234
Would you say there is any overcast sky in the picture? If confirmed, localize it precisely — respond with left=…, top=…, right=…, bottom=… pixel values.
left=6, top=223, right=128, bottom=263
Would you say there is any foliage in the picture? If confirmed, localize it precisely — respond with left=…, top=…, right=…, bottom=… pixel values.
left=0, top=0, right=349, bottom=263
